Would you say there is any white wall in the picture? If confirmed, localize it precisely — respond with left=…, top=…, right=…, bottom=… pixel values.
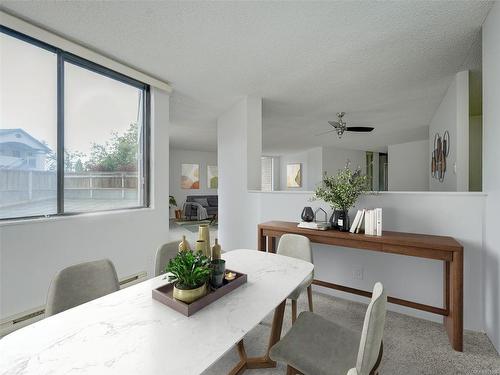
left=322, top=146, right=366, bottom=177
left=388, top=140, right=429, bottom=191
left=217, top=97, right=262, bottom=252
left=429, top=71, right=469, bottom=192
left=482, top=1, right=500, bottom=352
left=169, top=148, right=217, bottom=210
left=307, top=147, right=323, bottom=190
left=272, top=156, right=281, bottom=190
left=246, top=97, right=263, bottom=191
left=0, top=89, right=171, bottom=319
left=279, top=148, right=322, bottom=191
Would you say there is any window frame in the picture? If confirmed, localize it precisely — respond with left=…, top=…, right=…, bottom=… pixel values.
left=0, top=26, right=151, bottom=221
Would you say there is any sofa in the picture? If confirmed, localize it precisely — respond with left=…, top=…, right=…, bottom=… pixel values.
left=184, top=195, right=218, bottom=219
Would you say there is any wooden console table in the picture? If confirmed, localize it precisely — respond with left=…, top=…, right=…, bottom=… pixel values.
left=257, top=221, right=464, bottom=352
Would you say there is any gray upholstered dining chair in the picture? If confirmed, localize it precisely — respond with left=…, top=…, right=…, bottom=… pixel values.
left=45, top=259, right=120, bottom=317
left=154, top=241, right=180, bottom=276
left=277, top=234, right=314, bottom=323
left=270, top=282, right=387, bottom=375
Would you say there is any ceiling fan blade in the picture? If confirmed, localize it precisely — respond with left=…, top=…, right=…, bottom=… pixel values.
left=315, top=129, right=336, bottom=136
left=346, top=126, right=374, bottom=132
left=328, top=121, right=340, bottom=127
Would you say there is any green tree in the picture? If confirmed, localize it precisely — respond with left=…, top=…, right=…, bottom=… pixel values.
left=45, top=146, right=85, bottom=173
left=85, top=123, right=139, bottom=172
left=64, top=150, right=86, bottom=172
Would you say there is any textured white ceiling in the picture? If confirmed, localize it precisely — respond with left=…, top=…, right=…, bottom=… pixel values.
left=1, top=1, right=492, bottom=153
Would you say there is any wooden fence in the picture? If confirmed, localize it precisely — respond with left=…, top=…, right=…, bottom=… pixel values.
left=0, top=170, right=139, bottom=207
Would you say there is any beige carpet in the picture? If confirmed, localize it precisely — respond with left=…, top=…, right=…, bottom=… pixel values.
left=202, top=291, right=500, bottom=375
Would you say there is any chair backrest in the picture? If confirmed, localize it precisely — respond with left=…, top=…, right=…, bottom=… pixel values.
left=45, top=259, right=119, bottom=317
left=155, top=241, right=180, bottom=276
left=276, top=234, right=313, bottom=264
left=354, top=282, right=387, bottom=375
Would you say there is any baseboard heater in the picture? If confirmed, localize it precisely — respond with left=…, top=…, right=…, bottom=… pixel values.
left=0, top=271, right=148, bottom=338
left=119, top=271, right=148, bottom=288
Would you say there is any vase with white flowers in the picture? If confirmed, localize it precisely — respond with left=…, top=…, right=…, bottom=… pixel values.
left=313, top=163, right=368, bottom=231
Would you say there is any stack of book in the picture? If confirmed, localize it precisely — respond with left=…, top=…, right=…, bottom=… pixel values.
left=297, top=221, right=330, bottom=231
left=349, top=208, right=383, bottom=236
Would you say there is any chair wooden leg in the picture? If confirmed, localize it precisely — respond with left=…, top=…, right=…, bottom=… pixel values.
left=291, top=299, right=297, bottom=324
left=287, top=365, right=303, bottom=375
left=307, top=285, right=313, bottom=312
left=369, top=341, right=383, bottom=375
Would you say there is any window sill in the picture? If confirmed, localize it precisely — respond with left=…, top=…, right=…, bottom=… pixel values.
left=0, top=206, right=155, bottom=228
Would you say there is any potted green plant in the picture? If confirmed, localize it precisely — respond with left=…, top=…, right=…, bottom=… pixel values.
left=165, top=250, right=212, bottom=303
left=313, top=163, right=368, bottom=231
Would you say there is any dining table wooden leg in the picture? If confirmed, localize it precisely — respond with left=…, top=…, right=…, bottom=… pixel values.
left=444, top=251, right=463, bottom=351
left=228, top=341, right=248, bottom=375
left=228, top=300, right=287, bottom=374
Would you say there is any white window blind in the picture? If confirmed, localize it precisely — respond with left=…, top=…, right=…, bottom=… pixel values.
left=261, top=157, right=273, bottom=191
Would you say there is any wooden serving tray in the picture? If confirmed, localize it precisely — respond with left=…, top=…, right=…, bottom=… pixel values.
left=152, top=270, right=247, bottom=316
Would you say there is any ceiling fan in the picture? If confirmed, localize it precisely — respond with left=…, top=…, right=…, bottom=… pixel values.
left=317, top=112, right=374, bottom=138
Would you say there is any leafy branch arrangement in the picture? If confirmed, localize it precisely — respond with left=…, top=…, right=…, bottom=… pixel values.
left=169, top=195, right=177, bottom=207
left=313, top=162, right=368, bottom=210
left=165, top=250, right=212, bottom=290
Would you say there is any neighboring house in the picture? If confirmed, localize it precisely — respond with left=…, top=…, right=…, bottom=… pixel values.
left=0, top=128, right=51, bottom=170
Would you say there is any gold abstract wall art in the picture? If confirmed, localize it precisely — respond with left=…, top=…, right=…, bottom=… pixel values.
left=181, top=164, right=200, bottom=189
left=287, top=163, right=302, bottom=188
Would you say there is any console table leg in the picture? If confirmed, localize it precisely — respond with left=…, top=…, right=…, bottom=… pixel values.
left=258, top=228, right=266, bottom=251
left=444, top=252, right=463, bottom=351
left=267, top=236, right=276, bottom=253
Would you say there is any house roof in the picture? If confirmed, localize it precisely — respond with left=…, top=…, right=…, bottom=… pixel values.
left=0, top=155, right=26, bottom=169
left=0, top=129, right=51, bottom=153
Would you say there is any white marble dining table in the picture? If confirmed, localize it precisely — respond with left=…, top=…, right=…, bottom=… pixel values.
left=0, top=249, right=313, bottom=375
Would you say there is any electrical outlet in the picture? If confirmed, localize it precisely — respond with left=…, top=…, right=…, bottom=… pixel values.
left=353, top=266, right=364, bottom=280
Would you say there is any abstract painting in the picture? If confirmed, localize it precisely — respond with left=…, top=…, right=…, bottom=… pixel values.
left=181, top=164, right=199, bottom=189
left=207, top=165, right=218, bottom=189
left=287, top=163, right=302, bottom=188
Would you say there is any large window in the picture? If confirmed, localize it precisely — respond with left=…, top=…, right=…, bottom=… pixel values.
left=0, top=27, right=150, bottom=220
